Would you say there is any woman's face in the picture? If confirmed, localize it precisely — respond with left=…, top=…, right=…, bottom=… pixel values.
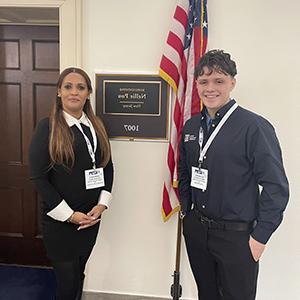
left=58, top=72, right=90, bottom=118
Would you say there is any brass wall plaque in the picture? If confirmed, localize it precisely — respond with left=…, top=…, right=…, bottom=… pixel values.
left=95, top=73, right=169, bottom=140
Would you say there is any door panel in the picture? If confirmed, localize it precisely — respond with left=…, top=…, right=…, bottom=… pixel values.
left=0, top=25, right=59, bottom=266
left=34, top=84, right=57, bottom=123
left=0, top=39, right=19, bottom=69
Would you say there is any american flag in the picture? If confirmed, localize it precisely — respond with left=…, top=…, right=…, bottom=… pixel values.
left=160, top=0, right=208, bottom=221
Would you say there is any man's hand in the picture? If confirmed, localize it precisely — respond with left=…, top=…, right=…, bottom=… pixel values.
left=249, top=236, right=266, bottom=262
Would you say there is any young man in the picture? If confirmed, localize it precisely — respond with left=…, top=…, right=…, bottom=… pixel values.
left=178, top=50, right=289, bottom=300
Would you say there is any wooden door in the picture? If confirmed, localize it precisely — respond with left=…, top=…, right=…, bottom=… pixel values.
left=0, top=25, right=59, bottom=265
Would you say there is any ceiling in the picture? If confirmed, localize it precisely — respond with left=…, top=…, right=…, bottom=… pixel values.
left=0, top=7, right=59, bottom=25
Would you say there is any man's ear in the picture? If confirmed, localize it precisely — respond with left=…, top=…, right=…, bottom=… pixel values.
left=231, top=78, right=236, bottom=90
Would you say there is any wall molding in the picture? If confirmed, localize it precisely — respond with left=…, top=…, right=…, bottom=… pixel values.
left=0, top=0, right=82, bottom=69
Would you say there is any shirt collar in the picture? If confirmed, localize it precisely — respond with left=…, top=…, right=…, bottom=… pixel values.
left=201, top=99, right=237, bottom=120
left=204, top=109, right=213, bottom=129
left=216, top=99, right=236, bottom=119
left=63, top=111, right=90, bottom=127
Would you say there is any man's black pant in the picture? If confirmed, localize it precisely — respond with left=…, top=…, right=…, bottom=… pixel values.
left=52, top=250, right=92, bottom=300
left=183, top=210, right=259, bottom=300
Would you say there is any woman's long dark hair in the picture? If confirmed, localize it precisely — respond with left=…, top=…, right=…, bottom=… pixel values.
left=49, top=67, right=110, bottom=168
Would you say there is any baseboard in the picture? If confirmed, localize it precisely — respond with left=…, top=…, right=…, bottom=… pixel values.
left=82, top=291, right=169, bottom=300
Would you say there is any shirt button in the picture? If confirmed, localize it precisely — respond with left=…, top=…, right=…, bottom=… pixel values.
left=216, top=113, right=220, bottom=117
left=212, top=123, right=215, bottom=128
left=202, top=205, right=206, bottom=209
left=203, top=156, right=206, bottom=159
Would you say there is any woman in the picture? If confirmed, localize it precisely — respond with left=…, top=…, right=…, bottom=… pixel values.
left=29, top=67, right=113, bottom=300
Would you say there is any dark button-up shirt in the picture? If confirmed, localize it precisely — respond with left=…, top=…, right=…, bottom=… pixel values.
left=178, top=100, right=289, bottom=244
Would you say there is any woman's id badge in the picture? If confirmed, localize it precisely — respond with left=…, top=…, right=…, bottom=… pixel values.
left=191, top=166, right=208, bottom=191
left=85, top=168, right=105, bottom=190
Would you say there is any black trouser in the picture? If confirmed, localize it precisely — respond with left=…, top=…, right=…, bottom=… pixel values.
left=183, top=210, right=259, bottom=300
left=52, top=250, right=92, bottom=300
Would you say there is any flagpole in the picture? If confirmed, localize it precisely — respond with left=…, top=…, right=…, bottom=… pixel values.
left=170, top=211, right=183, bottom=299
left=160, top=0, right=208, bottom=298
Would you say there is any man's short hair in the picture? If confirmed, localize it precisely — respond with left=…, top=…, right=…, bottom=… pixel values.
left=195, top=49, right=237, bottom=78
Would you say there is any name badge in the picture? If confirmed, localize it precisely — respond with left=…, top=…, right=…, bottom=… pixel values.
left=191, top=166, right=208, bottom=191
left=85, top=168, right=105, bottom=190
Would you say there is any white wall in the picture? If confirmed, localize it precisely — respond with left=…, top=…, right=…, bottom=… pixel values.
left=82, top=1, right=300, bottom=299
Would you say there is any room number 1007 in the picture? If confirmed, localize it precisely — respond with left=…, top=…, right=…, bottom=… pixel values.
left=124, top=125, right=139, bottom=132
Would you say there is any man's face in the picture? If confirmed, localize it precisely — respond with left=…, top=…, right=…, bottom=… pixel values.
left=196, top=66, right=236, bottom=116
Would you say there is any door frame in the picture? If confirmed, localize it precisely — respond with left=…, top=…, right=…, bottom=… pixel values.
left=0, top=0, right=83, bottom=69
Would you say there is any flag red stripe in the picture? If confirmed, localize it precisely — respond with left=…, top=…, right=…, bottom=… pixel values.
left=160, top=55, right=180, bottom=88
left=173, top=98, right=182, bottom=131
left=162, top=184, right=172, bottom=215
left=194, top=26, right=201, bottom=66
left=167, top=31, right=184, bottom=59
left=180, top=56, right=187, bottom=90
left=174, top=5, right=189, bottom=29
left=167, top=143, right=175, bottom=177
left=191, top=82, right=200, bottom=116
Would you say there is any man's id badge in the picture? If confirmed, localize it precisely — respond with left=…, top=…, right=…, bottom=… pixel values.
left=191, top=166, right=208, bottom=191
left=85, top=168, right=105, bottom=190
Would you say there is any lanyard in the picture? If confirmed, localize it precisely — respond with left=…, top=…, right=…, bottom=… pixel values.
left=198, top=126, right=204, bottom=152
left=74, top=117, right=98, bottom=168
left=198, top=103, right=238, bottom=166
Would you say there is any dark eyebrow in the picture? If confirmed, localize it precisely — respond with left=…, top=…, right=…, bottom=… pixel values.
left=63, top=82, right=86, bottom=86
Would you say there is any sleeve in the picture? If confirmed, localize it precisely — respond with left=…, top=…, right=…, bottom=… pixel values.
left=29, top=118, right=73, bottom=221
left=98, top=157, right=114, bottom=207
left=247, top=117, right=289, bottom=244
left=178, top=125, right=193, bottom=214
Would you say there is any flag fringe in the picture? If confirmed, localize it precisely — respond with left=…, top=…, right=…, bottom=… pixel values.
left=161, top=205, right=180, bottom=222
left=159, top=69, right=178, bottom=93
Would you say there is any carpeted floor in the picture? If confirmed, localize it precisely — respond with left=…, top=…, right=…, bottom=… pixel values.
left=0, top=265, right=56, bottom=300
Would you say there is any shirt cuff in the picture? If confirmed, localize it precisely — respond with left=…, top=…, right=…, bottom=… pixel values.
left=251, top=224, right=272, bottom=244
left=46, top=200, right=74, bottom=222
left=98, top=190, right=112, bottom=208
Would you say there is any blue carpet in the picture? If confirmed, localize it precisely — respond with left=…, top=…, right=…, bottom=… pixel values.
left=0, top=265, right=56, bottom=300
